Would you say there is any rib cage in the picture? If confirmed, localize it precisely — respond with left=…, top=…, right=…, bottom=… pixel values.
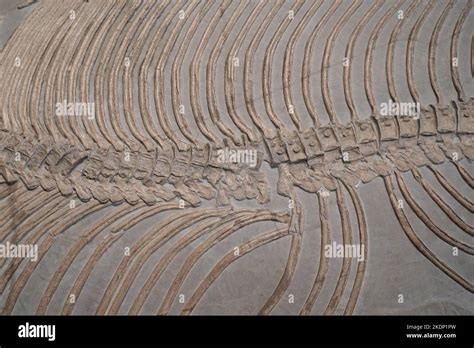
left=0, top=0, right=472, bottom=315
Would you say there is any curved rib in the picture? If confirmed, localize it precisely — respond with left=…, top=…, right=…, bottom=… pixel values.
left=258, top=232, right=301, bottom=315
left=343, top=0, right=380, bottom=121
left=69, top=1, right=115, bottom=149
left=384, top=175, right=473, bottom=292
left=302, top=0, right=341, bottom=127
left=0, top=200, right=101, bottom=294
left=300, top=192, right=330, bottom=315
left=343, top=183, right=368, bottom=315
left=427, top=1, right=453, bottom=104
left=0, top=3, right=48, bottom=133
left=154, top=1, right=198, bottom=151
left=324, top=184, right=353, bottom=315
left=181, top=228, right=289, bottom=315
left=0, top=191, right=64, bottom=246
left=137, top=1, right=181, bottom=149
left=93, top=2, right=131, bottom=151
left=157, top=210, right=290, bottom=314
left=170, top=1, right=213, bottom=147
left=35, top=203, right=146, bottom=314
left=106, top=210, right=241, bottom=315
left=61, top=203, right=179, bottom=315
left=223, top=0, right=265, bottom=142
left=283, top=0, right=323, bottom=131
left=0, top=191, right=62, bottom=243
left=9, top=4, right=64, bottom=137
left=44, top=3, right=88, bottom=143
left=396, top=171, right=473, bottom=254
left=321, top=0, right=363, bottom=124
left=406, top=0, right=435, bottom=104
left=1, top=201, right=105, bottom=314
left=121, top=1, right=169, bottom=151
left=427, top=166, right=474, bottom=213
left=205, top=0, right=248, bottom=144
left=364, top=0, right=402, bottom=113
left=188, top=1, right=231, bottom=144
left=412, top=168, right=474, bottom=236
left=262, top=0, right=304, bottom=131
left=386, top=0, right=420, bottom=104
left=454, top=162, right=474, bottom=189
left=96, top=207, right=231, bottom=314
left=55, top=2, right=105, bottom=148
left=107, top=1, right=151, bottom=152
left=243, top=0, right=285, bottom=137
left=450, top=1, right=470, bottom=102
left=29, top=4, right=83, bottom=141
left=127, top=209, right=255, bottom=314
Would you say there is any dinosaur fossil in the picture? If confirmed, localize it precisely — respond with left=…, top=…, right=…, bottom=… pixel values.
left=0, top=0, right=472, bottom=315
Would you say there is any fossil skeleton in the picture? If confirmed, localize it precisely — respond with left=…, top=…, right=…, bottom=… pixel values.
left=0, top=0, right=472, bottom=315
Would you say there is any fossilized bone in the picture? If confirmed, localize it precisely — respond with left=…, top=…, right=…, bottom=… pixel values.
left=0, top=0, right=472, bottom=316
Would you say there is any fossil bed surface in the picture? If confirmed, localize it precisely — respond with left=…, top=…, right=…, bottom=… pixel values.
left=0, top=0, right=472, bottom=315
